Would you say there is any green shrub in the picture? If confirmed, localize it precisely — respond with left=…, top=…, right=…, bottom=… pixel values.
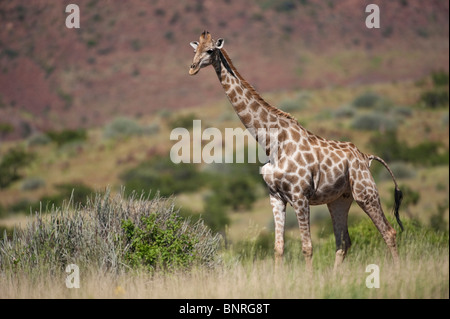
left=0, top=204, right=6, bottom=219
left=169, top=113, right=198, bottom=130
left=202, top=192, right=230, bottom=233
left=431, top=70, right=449, bottom=87
left=46, top=129, right=87, bottom=147
left=429, top=201, right=449, bottom=232
left=27, top=133, right=51, bottom=146
left=376, top=162, right=416, bottom=181
left=122, top=214, right=198, bottom=271
left=0, top=122, right=14, bottom=137
left=0, top=190, right=221, bottom=274
left=334, top=105, right=355, bottom=118
left=279, top=92, right=309, bottom=113
left=420, top=90, right=449, bottom=109
left=350, top=113, right=397, bottom=132
left=103, top=117, right=143, bottom=139
left=0, top=147, right=35, bottom=189
left=120, top=156, right=205, bottom=198
left=352, top=92, right=382, bottom=109
left=369, top=131, right=449, bottom=165
left=21, top=177, right=45, bottom=191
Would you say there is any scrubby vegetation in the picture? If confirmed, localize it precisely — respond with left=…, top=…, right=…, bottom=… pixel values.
left=0, top=147, right=35, bottom=189
left=0, top=193, right=447, bottom=298
left=0, top=190, right=221, bottom=275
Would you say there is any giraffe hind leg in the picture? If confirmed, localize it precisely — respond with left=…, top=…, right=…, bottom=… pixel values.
left=327, top=194, right=353, bottom=269
left=351, top=173, right=399, bottom=264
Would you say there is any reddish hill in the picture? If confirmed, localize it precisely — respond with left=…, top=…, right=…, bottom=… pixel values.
left=0, top=0, right=448, bottom=139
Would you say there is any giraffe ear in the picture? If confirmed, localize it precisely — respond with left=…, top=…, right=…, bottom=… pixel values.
left=190, top=41, right=199, bottom=51
left=216, top=38, right=224, bottom=49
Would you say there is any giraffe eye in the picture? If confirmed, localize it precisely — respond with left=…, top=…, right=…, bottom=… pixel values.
left=207, top=49, right=214, bottom=54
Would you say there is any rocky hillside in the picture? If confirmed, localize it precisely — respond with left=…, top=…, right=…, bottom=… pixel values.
left=0, top=0, right=448, bottom=139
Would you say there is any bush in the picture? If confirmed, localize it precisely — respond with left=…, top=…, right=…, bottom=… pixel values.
left=0, top=190, right=221, bottom=274
left=376, top=162, right=416, bottom=181
left=120, top=156, right=206, bottom=198
left=369, top=131, right=449, bottom=165
left=27, top=133, right=51, bottom=146
left=352, top=92, right=382, bottom=109
left=202, top=192, right=230, bottom=233
left=0, top=147, right=35, bottom=189
left=21, top=177, right=45, bottom=191
left=46, top=129, right=87, bottom=147
left=431, top=70, right=449, bottom=87
left=103, top=117, right=143, bottom=139
left=350, top=113, right=397, bottom=132
left=169, top=113, right=198, bottom=130
left=420, top=90, right=449, bottom=109
left=122, top=214, right=199, bottom=271
left=334, top=105, right=355, bottom=118
left=279, top=92, right=309, bottom=113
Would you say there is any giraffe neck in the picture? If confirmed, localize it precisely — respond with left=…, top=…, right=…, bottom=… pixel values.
left=212, top=49, right=296, bottom=152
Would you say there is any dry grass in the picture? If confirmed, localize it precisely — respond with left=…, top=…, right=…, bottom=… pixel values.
left=1, top=196, right=448, bottom=299
left=1, top=252, right=448, bottom=299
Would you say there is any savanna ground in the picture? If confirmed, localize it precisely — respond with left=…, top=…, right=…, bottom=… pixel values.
left=0, top=74, right=449, bottom=299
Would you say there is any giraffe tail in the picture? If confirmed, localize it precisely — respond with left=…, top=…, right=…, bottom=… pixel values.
left=368, top=155, right=404, bottom=232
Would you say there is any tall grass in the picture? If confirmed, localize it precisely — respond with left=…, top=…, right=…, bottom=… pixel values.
left=0, top=192, right=448, bottom=299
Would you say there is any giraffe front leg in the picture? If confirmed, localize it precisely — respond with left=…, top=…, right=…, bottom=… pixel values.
left=269, top=193, right=287, bottom=268
left=292, top=197, right=313, bottom=272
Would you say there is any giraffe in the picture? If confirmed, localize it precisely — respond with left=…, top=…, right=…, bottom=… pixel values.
left=189, top=31, right=403, bottom=269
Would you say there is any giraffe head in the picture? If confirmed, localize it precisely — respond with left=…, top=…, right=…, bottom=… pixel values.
left=189, top=31, right=224, bottom=75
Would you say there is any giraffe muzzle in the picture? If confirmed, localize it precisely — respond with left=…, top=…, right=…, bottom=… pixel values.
left=189, top=63, right=201, bottom=75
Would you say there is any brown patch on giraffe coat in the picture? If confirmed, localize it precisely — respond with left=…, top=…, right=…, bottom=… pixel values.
left=287, top=174, right=299, bottom=184
left=260, top=108, right=268, bottom=122
left=274, top=171, right=284, bottom=180
left=281, top=182, right=291, bottom=192
left=228, top=89, right=236, bottom=100
left=250, top=101, right=259, bottom=112
left=290, top=129, right=300, bottom=142
left=286, top=159, right=297, bottom=172
left=240, top=112, right=252, bottom=125
left=335, top=150, right=344, bottom=158
left=284, top=142, right=296, bottom=156
left=303, top=152, right=314, bottom=164
left=280, top=119, right=289, bottom=128
left=278, top=130, right=288, bottom=142
left=298, top=168, right=307, bottom=177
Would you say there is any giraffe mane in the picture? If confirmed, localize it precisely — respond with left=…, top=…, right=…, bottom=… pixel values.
left=219, top=49, right=297, bottom=122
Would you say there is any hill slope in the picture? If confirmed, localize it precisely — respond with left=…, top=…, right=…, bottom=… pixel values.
left=0, top=0, right=448, bottom=139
